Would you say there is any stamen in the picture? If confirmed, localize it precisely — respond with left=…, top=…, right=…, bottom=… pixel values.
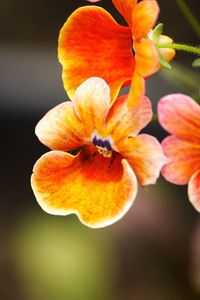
left=92, top=135, right=113, bottom=158
left=98, top=139, right=104, bottom=147
left=104, top=140, right=112, bottom=151
left=93, top=136, right=98, bottom=145
left=97, top=146, right=112, bottom=158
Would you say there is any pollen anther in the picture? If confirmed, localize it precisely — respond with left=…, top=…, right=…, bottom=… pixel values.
left=97, top=146, right=112, bottom=158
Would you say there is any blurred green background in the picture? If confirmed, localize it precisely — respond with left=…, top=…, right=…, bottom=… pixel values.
left=1, top=0, right=200, bottom=299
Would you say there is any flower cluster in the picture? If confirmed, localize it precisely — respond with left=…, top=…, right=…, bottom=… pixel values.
left=31, top=0, right=199, bottom=228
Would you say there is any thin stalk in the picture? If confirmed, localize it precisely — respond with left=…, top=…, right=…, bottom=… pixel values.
left=176, top=0, right=200, bottom=39
left=157, top=43, right=200, bottom=55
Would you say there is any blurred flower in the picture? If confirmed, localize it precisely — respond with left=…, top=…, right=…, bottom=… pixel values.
left=31, top=77, right=166, bottom=228
left=158, top=94, right=200, bottom=211
left=58, top=0, right=175, bottom=106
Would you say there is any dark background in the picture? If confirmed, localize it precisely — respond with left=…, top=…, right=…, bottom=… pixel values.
left=1, top=1, right=200, bottom=299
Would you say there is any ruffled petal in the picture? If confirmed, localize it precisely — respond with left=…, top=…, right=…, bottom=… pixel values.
left=134, top=39, right=159, bottom=77
left=35, top=102, right=85, bottom=151
left=161, top=136, right=200, bottom=185
left=73, top=77, right=110, bottom=138
left=31, top=147, right=138, bottom=228
left=188, top=170, right=200, bottom=212
left=158, top=94, right=200, bottom=144
left=58, top=6, right=135, bottom=102
left=112, top=0, right=137, bottom=27
left=119, top=134, right=167, bottom=185
left=132, top=0, right=159, bottom=40
left=106, top=95, right=152, bottom=146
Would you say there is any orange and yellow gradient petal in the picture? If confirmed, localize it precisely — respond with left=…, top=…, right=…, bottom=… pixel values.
left=31, top=146, right=138, bottom=228
left=112, top=0, right=137, bottom=27
left=127, top=39, right=159, bottom=106
left=161, top=136, right=200, bottom=185
left=58, top=6, right=134, bottom=102
left=127, top=73, right=145, bottom=108
left=127, top=39, right=159, bottom=107
left=188, top=170, right=200, bottom=212
left=134, top=39, right=159, bottom=78
left=106, top=94, right=152, bottom=145
left=36, top=77, right=112, bottom=151
left=35, top=101, right=85, bottom=151
left=73, top=77, right=110, bottom=138
left=131, top=0, right=159, bottom=40
left=119, top=134, right=168, bottom=185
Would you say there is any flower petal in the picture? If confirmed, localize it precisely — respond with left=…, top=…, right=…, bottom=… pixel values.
left=35, top=102, right=85, bottom=151
left=112, top=0, right=137, bottom=27
left=106, top=94, right=152, bottom=145
left=188, top=170, right=200, bottom=212
left=127, top=73, right=145, bottom=107
left=58, top=6, right=135, bottom=102
left=31, top=147, right=138, bottom=228
left=73, top=77, right=110, bottom=138
left=158, top=94, right=200, bottom=144
left=161, top=136, right=200, bottom=185
left=132, top=0, right=159, bottom=40
left=119, top=134, right=167, bottom=185
left=134, top=39, right=159, bottom=77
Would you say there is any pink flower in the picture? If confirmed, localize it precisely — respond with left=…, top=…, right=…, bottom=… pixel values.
left=158, top=94, right=200, bottom=211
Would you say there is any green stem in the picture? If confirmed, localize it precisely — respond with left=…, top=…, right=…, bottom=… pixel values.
left=157, top=43, right=200, bottom=55
left=176, top=0, right=200, bottom=39
left=152, top=114, right=158, bottom=122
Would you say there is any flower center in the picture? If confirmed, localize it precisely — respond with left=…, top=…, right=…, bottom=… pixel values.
left=92, top=136, right=112, bottom=158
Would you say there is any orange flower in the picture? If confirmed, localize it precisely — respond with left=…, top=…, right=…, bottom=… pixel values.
left=31, top=77, right=167, bottom=228
left=158, top=94, right=200, bottom=211
left=58, top=0, right=175, bottom=107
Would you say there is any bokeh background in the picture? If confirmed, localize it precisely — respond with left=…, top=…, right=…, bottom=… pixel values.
left=1, top=0, right=200, bottom=299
